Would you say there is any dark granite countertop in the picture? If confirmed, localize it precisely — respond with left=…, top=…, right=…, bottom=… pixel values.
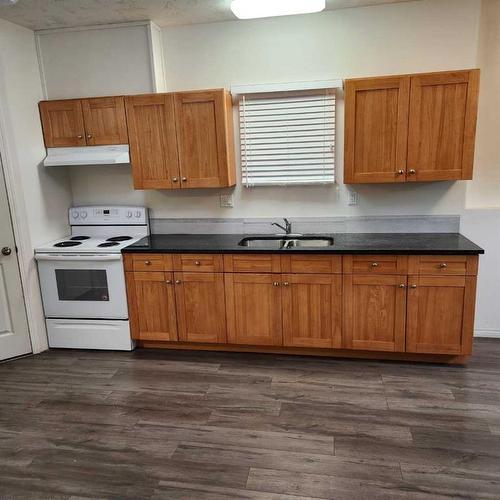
left=122, top=233, right=484, bottom=255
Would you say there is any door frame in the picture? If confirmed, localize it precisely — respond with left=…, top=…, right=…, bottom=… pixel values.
left=0, top=94, right=47, bottom=354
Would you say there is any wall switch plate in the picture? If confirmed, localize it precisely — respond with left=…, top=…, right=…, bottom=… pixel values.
left=220, top=193, right=234, bottom=208
left=347, top=190, right=358, bottom=206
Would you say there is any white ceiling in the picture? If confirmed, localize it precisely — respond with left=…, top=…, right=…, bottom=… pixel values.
left=0, top=0, right=417, bottom=31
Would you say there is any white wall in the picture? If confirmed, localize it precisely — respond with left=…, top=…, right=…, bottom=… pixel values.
left=0, top=18, right=73, bottom=352
left=55, top=0, right=481, bottom=220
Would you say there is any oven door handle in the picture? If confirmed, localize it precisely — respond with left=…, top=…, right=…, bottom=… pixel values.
left=34, top=254, right=123, bottom=262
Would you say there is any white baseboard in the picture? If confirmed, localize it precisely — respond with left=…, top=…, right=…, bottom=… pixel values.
left=474, top=329, right=500, bottom=338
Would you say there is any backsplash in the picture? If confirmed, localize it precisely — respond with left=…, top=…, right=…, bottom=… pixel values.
left=150, top=215, right=460, bottom=235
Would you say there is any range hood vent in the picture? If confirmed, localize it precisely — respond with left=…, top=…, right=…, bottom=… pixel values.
left=43, top=145, right=130, bottom=167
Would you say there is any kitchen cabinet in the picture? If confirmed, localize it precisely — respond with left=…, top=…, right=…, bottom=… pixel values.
left=344, top=69, right=479, bottom=183
left=225, top=273, right=283, bottom=346
left=39, top=97, right=128, bottom=148
left=124, top=252, right=479, bottom=363
left=343, top=274, right=407, bottom=352
left=126, top=89, right=236, bottom=190
left=406, top=275, right=476, bottom=355
left=174, top=272, right=227, bottom=343
left=282, top=273, right=342, bottom=348
left=126, top=271, right=178, bottom=341
left=125, top=94, right=179, bottom=189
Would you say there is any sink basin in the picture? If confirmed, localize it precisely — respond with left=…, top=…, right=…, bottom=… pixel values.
left=238, top=236, right=334, bottom=249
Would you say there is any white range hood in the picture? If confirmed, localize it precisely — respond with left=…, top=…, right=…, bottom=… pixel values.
left=43, top=145, right=130, bottom=167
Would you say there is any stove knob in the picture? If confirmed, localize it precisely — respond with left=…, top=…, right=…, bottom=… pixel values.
left=135, top=211, right=141, bottom=218
left=126, top=211, right=133, bottom=218
left=71, top=211, right=79, bottom=219
left=80, top=211, right=87, bottom=219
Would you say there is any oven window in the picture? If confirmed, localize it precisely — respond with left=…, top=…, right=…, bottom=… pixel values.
left=55, top=269, right=110, bottom=301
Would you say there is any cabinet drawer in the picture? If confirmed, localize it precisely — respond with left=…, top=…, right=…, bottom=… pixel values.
left=409, top=255, right=477, bottom=276
left=224, top=254, right=281, bottom=273
left=130, top=254, right=173, bottom=272
left=281, top=255, right=342, bottom=274
left=344, top=255, right=407, bottom=274
left=173, top=254, right=223, bottom=272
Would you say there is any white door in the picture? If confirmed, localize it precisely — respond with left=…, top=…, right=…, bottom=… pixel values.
left=0, top=154, right=31, bottom=360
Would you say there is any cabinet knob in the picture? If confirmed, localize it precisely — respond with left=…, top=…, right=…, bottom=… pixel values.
left=144, top=260, right=151, bottom=265
left=182, top=177, right=187, bottom=182
left=397, top=169, right=405, bottom=175
left=175, top=279, right=181, bottom=284
left=283, top=282, right=290, bottom=287
left=194, top=260, right=201, bottom=265
left=77, top=135, right=83, bottom=139
left=165, top=280, right=172, bottom=285
left=87, top=134, right=92, bottom=139
left=410, top=284, right=417, bottom=289
left=172, top=177, right=178, bottom=182
left=399, top=283, right=406, bottom=288
left=371, top=262, right=379, bottom=267
left=272, top=281, right=280, bottom=286
left=439, top=262, right=448, bottom=268
left=408, top=169, right=416, bottom=175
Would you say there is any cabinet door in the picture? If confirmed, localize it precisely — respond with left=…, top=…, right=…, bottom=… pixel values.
left=406, top=276, right=476, bottom=355
left=344, top=274, right=407, bottom=352
left=225, top=273, right=282, bottom=346
left=126, top=272, right=178, bottom=341
left=344, top=76, right=410, bottom=183
left=174, top=89, right=235, bottom=188
left=82, top=96, right=128, bottom=145
left=282, top=274, right=342, bottom=348
left=174, top=272, right=227, bottom=343
left=407, top=70, right=479, bottom=181
left=39, top=99, right=86, bottom=147
left=125, top=94, right=180, bottom=189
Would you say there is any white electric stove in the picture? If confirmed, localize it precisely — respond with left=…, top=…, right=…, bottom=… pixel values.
left=35, top=206, right=149, bottom=350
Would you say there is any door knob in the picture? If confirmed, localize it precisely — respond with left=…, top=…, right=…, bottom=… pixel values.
left=1, top=247, right=12, bottom=256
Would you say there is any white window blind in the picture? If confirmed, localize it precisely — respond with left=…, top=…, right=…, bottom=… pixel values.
left=239, top=90, right=335, bottom=186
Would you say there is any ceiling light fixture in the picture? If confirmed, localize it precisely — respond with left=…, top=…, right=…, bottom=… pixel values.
left=230, top=0, right=326, bottom=20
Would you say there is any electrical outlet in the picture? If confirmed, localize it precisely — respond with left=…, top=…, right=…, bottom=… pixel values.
left=220, top=193, right=234, bottom=208
left=347, top=190, right=358, bottom=206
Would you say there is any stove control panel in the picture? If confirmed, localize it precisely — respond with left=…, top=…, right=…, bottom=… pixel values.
left=69, top=206, right=148, bottom=225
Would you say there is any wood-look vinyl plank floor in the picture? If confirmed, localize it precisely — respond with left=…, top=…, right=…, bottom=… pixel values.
left=1, top=338, right=500, bottom=499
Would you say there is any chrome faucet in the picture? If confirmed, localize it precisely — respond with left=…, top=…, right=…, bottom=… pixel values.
left=272, top=218, right=292, bottom=235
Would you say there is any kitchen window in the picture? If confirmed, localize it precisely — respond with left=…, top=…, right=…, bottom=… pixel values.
left=238, top=89, right=336, bottom=186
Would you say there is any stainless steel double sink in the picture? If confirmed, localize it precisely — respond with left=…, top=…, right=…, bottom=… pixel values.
left=238, top=236, right=334, bottom=249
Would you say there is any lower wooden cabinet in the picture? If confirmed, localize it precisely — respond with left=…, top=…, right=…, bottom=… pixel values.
left=175, top=272, right=226, bottom=343
left=126, top=271, right=178, bottom=341
left=282, top=274, right=342, bottom=348
left=406, top=276, right=476, bottom=355
left=343, top=274, right=407, bottom=352
left=225, top=273, right=283, bottom=346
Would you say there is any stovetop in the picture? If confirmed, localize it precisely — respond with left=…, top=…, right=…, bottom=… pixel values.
left=35, top=235, right=144, bottom=254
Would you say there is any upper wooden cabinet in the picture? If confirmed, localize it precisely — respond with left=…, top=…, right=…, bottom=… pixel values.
left=126, top=89, right=236, bottom=190
left=39, top=97, right=128, bottom=148
left=125, top=94, right=179, bottom=189
left=344, top=69, right=480, bottom=183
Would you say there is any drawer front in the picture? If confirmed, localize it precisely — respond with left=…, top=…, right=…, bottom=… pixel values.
left=131, top=254, right=173, bottom=272
left=281, top=255, right=342, bottom=274
left=345, top=255, right=407, bottom=274
left=224, top=254, right=281, bottom=273
left=409, top=256, right=470, bottom=275
left=173, top=254, right=223, bottom=273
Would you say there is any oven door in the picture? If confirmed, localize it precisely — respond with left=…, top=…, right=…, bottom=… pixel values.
left=35, top=254, right=128, bottom=319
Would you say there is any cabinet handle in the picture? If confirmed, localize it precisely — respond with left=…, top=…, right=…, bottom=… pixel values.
left=283, top=282, right=290, bottom=287
left=144, top=261, right=151, bottom=266
left=438, top=263, right=448, bottom=268
left=87, top=134, right=92, bottom=139
left=397, top=169, right=405, bottom=175
left=399, top=283, right=406, bottom=288
left=182, top=177, right=187, bottom=182
left=165, top=280, right=172, bottom=285
left=272, top=281, right=280, bottom=286
left=175, top=279, right=181, bottom=284
left=408, top=169, right=416, bottom=175
left=172, top=177, right=178, bottom=182
left=371, top=262, right=379, bottom=267
left=194, top=260, right=201, bottom=265
left=410, top=284, right=417, bottom=289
